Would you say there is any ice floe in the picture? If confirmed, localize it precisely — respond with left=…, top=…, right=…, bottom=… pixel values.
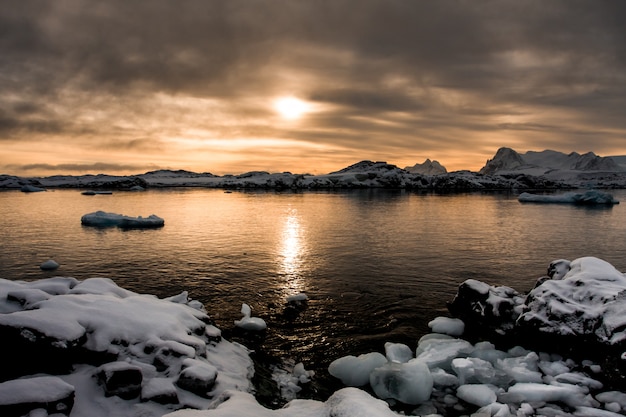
left=81, top=210, right=164, bottom=228
left=518, top=190, right=619, bottom=205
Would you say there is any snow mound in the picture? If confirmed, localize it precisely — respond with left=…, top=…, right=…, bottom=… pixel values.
left=0, top=277, right=253, bottom=416
left=81, top=211, right=164, bottom=228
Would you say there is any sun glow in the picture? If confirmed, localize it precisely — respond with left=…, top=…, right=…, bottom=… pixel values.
left=273, top=97, right=310, bottom=120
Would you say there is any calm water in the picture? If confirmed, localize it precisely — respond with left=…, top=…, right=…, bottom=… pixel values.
left=2, top=188, right=626, bottom=398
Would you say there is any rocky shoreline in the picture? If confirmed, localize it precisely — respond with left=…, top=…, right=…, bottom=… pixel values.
left=2, top=257, right=626, bottom=416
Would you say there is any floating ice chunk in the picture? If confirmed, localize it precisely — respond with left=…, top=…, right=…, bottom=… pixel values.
left=384, top=342, right=413, bottom=363
left=369, top=360, right=433, bottom=405
left=234, top=303, right=267, bottom=331
left=428, top=316, right=465, bottom=337
left=328, top=352, right=386, bottom=386
left=20, top=184, right=46, bottom=192
left=286, top=293, right=308, bottom=303
left=81, top=210, right=164, bottom=228
left=518, top=190, right=619, bottom=205
left=39, top=259, right=60, bottom=271
left=456, top=384, right=497, bottom=407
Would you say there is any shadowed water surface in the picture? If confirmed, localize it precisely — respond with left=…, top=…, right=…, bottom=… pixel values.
left=1, top=188, right=626, bottom=401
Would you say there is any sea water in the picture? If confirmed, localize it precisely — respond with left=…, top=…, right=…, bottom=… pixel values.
left=1, top=188, right=626, bottom=399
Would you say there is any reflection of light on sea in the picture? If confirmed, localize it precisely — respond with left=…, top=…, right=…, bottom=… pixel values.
left=279, top=208, right=307, bottom=294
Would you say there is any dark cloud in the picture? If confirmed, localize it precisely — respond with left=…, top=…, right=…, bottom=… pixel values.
left=7, top=162, right=156, bottom=174
left=1, top=0, right=626, bottom=174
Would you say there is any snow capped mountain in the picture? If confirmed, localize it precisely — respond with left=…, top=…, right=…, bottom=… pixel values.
left=480, top=147, right=624, bottom=176
left=479, top=148, right=526, bottom=175
left=404, top=159, right=447, bottom=175
left=329, top=160, right=399, bottom=174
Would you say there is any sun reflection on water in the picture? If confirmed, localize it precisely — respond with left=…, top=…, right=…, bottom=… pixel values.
left=279, top=207, right=308, bottom=295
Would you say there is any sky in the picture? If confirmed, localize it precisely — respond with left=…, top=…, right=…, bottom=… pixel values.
left=2, top=0, right=626, bottom=176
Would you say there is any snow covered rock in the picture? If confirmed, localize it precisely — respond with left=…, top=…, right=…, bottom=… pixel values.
left=519, top=257, right=626, bottom=346
left=175, top=359, right=219, bottom=398
left=0, top=375, right=75, bottom=416
left=447, top=279, right=524, bottom=339
left=96, top=361, right=143, bottom=399
left=0, top=277, right=254, bottom=416
left=40, top=259, right=60, bottom=271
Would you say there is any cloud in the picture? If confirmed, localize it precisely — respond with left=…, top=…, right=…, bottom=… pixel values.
left=5, top=162, right=157, bottom=174
left=1, top=0, right=626, bottom=174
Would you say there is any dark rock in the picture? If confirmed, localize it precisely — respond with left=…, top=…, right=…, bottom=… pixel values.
left=141, top=378, right=179, bottom=405
left=175, top=358, right=218, bottom=398
left=96, top=362, right=143, bottom=399
left=0, top=376, right=75, bottom=416
left=447, top=279, right=524, bottom=341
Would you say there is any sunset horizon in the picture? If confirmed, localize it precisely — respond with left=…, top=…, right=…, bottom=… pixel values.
left=3, top=1, right=626, bottom=177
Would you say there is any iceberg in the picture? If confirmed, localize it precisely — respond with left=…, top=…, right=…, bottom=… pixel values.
left=20, top=184, right=46, bottom=192
left=81, top=211, right=164, bottom=228
left=518, top=190, right=619, bottom=205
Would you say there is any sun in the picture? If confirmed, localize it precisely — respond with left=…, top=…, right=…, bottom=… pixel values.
left=273, top=97, right=310, bottom=120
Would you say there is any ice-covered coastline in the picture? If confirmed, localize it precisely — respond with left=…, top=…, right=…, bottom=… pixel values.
left=2, top=257, right=626, bottom=417
left=4, top=149, right=626, bottom=192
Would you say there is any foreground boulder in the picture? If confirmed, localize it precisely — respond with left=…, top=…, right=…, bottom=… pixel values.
left=0, top=376, right=75, bottom=416
left=448, top=257, right=626, bottom=380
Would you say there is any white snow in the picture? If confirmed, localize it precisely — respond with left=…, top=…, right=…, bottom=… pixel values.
left=0, top=375, right=74, bottom=404
left=233, top=303, right=267, bottom=331
left=81, top=210, right=165, bottom=228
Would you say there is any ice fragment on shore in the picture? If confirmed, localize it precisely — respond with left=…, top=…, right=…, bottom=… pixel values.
left=328, top=352, right=386, bottom=386
left=369, top=360, right=433, bottom=405
left=428, top=316, right=465, bottom=336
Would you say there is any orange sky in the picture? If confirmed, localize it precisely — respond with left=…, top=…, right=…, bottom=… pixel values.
left=2, top=1, right=626, bottom=176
